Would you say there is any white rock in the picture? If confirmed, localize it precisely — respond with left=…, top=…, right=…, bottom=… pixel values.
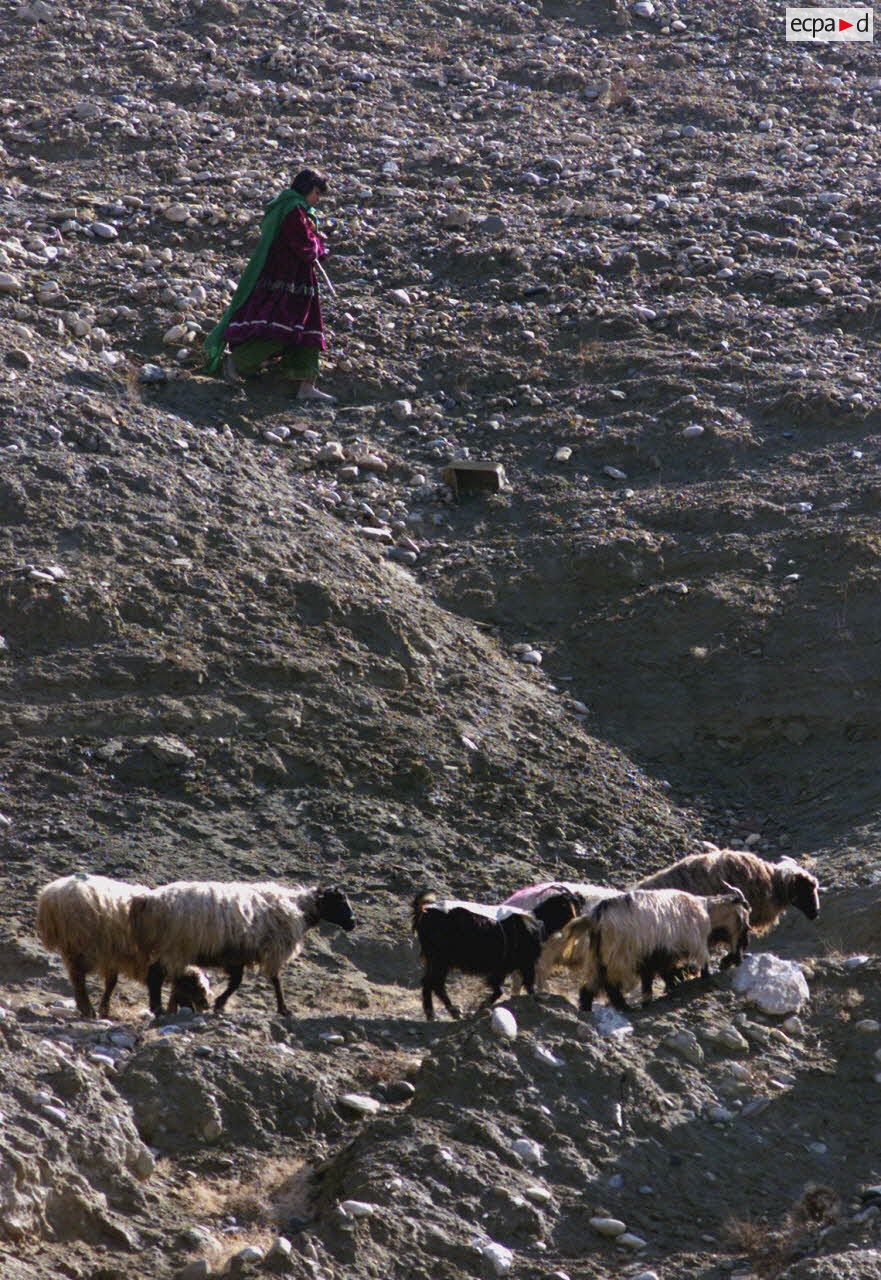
left=664, top=1029, right=704, bottom=1066
left=163, top=324, right=189, bottom=345
left=524, top=1184, right=552, bottom=1205
left=855, top=1019, right=880, bottom=1033
left=232, top=1246, right=264, bottom=1266
left=338, top=1093, right=382, bottom=1115
left=340, top=1200, right=376, bottom=1218
left=603, top=466, right=627, bottom=480
left=554, top=446, right=573, bottom=462
left=0, top=272, right=22, bottom=294
left=511, top=1137, right=542, bottom=1166
left=590, top=1006, right=632, bottom=1037
left=844, top=955, right=871, bottom=970
left=266, top=1237, right=292, bottom=1263
left=520, top=650, right=542, bottom=666
left=590, top=1216, right=627, bottom=1238
left=731, top=953, right=809, bottom=1016
left=618, top=1232, right=648, bottom=1249
left=682, top=425, right=705, bottom=439
left=391, top=399, right=412, bottom=420
left=389, top=288, right=412, bottom=306
left=482, top=1242, right=514, bottom=1275
left=165, top=203, right=191, bottom=223
left=90, top=222, right=118, bottom=240
left=631, top=1272, right=660, bottom=1280
left=632, top=0, right=655, bottom=14
left=491, top=1007, right=517, bottom=1041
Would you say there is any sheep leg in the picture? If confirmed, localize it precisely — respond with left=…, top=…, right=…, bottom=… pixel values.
left=639, top=962, right=655, bottom=1004
left=97, top=970, right=118, bottom=1020
left=578, top=984, right=595, bottom=1012
left=214, top=965, right=245, bottom=1013
left=67, top=960, right=95, bottom=1019
left=146, top=962, right=165, bottom=1016
left=520, top=962, right=537, bottom=997
left=421, top=973, right=435, bottom=1020
left=269, top=975, right=290, bottom=1017
left=510, top=973, right=523, bottom=996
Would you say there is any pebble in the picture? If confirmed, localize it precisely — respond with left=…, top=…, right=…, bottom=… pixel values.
left=855, top=1019, right=880, bottom=1033
left=90, top=222, right=119, bottom=240
left=519, top=650, right=542, bottom=666
left=491, top=1007, right=517, bottom=1041
left=703, top=1024, right=750, bottom=1054
left=632, top=1, right=655, bottom=14
left=844, top=955, right=871, bottom=970
left=175, top=1262, right=209, bottom=1280
left=339, top=465, right=360, bottom=483
left=0, top=273, right=22, bottom=294
left=589, top=1216, right=627, bottom=1238
left=554, top=446, right=573, bottom=462
left=482, top=1242, right=514, bottom=1275
left=663, top=1029, right=704, bottom=1066
left=164, top=203, right=191, bottom=223
left=391, top=399, right=412, bottom=420
left=618, top=1233, right=648, bottom=1249
left=266, top=1237, right=292, bottom=1264
left=524, top=1184, right=552, bottom=1205
left=389, top=289, right=412, bottom=306
left=340, top=1200, right=376, bottom=1218
left=631, top=1272, right=660, bottom=1280
left=603, top=466, right=628, bottom=480
left=511, top=1137, right=543, bottom=1166
left=682, top=425, right=706, bottom=439
left=231, top=1245, right=264, bottom=1266
left=140, top=364, right=167, bottom=383
left=338, top=1093, right=382, bottom=1116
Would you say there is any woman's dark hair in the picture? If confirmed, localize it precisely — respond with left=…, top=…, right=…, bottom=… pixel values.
left=292, top=168, right=328, bottom=197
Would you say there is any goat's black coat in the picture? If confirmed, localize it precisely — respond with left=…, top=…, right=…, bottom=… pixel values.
left=412, top=892, right=545, bottom=1020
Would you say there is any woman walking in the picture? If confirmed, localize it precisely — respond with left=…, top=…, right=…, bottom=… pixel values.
left=204, top=168, right=335, bottom=403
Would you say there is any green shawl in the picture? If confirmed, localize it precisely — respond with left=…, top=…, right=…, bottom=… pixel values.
left=203, top=188, right=318, bottom=375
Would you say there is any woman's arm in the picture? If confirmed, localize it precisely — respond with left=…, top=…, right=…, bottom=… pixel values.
left=279, top=208, right=327, bottom=263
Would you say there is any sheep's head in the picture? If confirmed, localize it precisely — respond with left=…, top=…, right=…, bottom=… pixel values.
left=532, top=890, right=581, bottom=939
left=317, top=885, right=356, bottom=932
left=783, top=863, right=820, bottom=920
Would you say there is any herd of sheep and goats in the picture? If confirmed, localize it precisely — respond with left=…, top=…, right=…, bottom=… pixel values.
left=34, top=846, right=821, bottom=1024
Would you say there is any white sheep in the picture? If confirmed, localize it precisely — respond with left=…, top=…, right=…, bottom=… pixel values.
left=635, top=847, right=820, bottom=941
left=537, top=887, right=751, bottom=1010
left=36, top=874, right=211, bottom=1019
left=128, top=881, right=356, bottom=1016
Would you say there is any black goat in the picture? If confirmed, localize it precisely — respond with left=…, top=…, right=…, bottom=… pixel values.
left=411, top=892, right=546, bottom=1020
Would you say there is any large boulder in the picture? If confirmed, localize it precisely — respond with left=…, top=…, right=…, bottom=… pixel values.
left=731, top=953, right=810, bottom=1016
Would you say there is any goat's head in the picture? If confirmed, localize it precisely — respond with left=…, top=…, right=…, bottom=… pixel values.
left=782, top=863, right=820, bottom=920
left=316, top=885, right=356, bottom=932
left=531, top=890, right=581, bottom=939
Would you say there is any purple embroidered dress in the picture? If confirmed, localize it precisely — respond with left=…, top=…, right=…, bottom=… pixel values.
left=226, top=207, right=327, bottom=353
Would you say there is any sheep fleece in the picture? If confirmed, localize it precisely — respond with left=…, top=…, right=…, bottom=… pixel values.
left=129, top=881, right=316, bottom=976
left=37, top=874, right=157, bottom=981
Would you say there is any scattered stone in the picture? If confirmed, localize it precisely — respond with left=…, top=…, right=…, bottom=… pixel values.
left=339, top=1093, right=382, bottom=1116
left=663, top=1029, right=704, bottom=1066
left=340, top=1200, right=377, bottom=1218
left=389, top=289, right=412, bottom=306
left=732, top=954, right=809, bottom=1016
left=589, top=1216, right=627, bottom=1238
left=511, top=1137, right=542, bottom=1166
left=0, top=273, right=22, bottom=294
left=554, top=446, right=573, bottom=462
left=703, top=1024, right=750, bottom=1054
left=618, top=1232, right=648, bottom=1249
left=90, top=222, right=119, bottom=240
left=682, top=425, right=706, bottom=439
left=482, top=1241, right=514, bottom=1275
left=491, top=1007, right=517, bottom=1041
left=603, top=466, right=628, bottom=480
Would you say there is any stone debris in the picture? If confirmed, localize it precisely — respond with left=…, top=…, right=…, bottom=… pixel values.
left=732, top=954, right=810, bottom=1016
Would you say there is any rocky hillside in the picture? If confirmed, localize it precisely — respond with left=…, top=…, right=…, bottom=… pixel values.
left=1, top=0, right=881, bottom=1274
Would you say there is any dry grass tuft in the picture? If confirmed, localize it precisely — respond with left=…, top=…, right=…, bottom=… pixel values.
left=724, top=1185, right=841, bottom=1278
